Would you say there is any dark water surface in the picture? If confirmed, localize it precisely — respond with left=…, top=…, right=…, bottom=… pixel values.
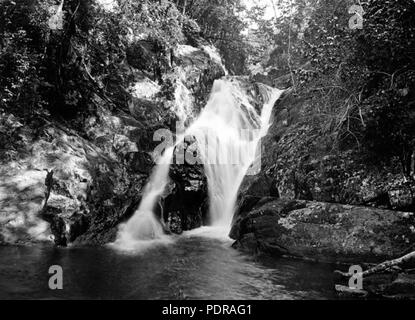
left=0, top=233, right=337, bottom=300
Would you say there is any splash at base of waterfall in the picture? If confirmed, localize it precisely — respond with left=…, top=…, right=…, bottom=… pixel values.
left=112, top=77, right=283, bottom=251
left=110, top=233, right=173, bottom=253
left=182, top=226, right=233, bottom=242
left=111, top=213, right=174, bottom=253
left=111, top=148, right=175, bottom=251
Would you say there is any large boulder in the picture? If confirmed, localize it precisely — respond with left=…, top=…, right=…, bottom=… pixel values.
left=163, top=136, right=208, bottom=234
left=230, top=197, right=415, bottom=263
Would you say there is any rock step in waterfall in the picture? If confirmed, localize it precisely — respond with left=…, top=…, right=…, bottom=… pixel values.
left=113, top=77, right=284, bottom=249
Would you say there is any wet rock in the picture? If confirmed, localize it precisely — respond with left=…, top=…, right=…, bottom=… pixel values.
left=235, top=195, right=263, bottom=218
left=68, top=212, right=90, bottom=243
left=40, top=207, right=67, bottom=246
left=239, top=175, right=279, bottom=199
left=162, top=137, right=208, bottom=234
left=166, top=211, right=183, bottom=235
left=49, top=216, right=67, bottom=247
left=230, top=195, right=263, bottom=239
left=230, top=198, right=415, bottom=263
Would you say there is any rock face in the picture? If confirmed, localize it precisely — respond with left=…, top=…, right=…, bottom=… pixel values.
left=239, top=91, right=415, bottom=212
left=174, top=44, right=226, bottom=115
left=0, top=42, right=224, bottom=246
left=0, top=110, right=147, bottom=245
left=163, top=137, right=208, bottom=234
left=231, top=76, right=415, bottom=264
left=230, top=197, right=415, bottom=263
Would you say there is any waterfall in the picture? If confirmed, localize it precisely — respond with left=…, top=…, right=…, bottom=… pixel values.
left=114, top=147, right=174, bottom=249
left=113, top=77, right=283, bottom=249
left=186, top=79, right=282, bottom=228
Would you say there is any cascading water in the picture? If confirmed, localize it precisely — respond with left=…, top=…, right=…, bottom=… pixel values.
left=114, top=147, right=175, bottom=249
left=186, top=79, right=282, bottom=229
left=113, top=77, right=283, bottom=249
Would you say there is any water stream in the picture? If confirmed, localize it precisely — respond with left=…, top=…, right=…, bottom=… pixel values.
left=113, top=78, right=283, bottom=249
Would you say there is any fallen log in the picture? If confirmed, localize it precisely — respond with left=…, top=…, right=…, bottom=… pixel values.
left=335, top=251, right=415, bottom=278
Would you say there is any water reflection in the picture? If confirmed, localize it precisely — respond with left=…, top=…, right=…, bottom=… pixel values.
left=0, top=236, right=336, bottom=300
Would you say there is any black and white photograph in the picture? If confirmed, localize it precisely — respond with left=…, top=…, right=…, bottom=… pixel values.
left=0, top=0, right=415, bottom=307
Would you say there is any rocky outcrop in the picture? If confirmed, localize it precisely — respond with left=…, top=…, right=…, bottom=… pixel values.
left=239, top=90, right=415, bottom=212
left=163, top=137, right=208, bottom=234
left=230, top=197, right=415, bottom=263
left=0, top=107, right=147, bottom=245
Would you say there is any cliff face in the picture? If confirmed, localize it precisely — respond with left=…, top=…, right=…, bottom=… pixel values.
left=231, top=85, right=415, bottom=263
left=238, top=92, right=415, bottom=211
left=0, top=43, right=225, bottom=246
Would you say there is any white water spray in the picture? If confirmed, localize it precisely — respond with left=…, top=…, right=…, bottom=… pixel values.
left=113, top=77, right=283, bottom=249
left=186, top=79, right=282, bottom=229
left=113, top=148, right=174, bottom=249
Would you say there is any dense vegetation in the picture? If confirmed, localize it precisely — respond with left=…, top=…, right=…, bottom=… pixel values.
left=253, top=0, right=415, bottom=179
left=0, top=0, right=249, bottom=129
left=1, top=0, right=415, bottom=179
